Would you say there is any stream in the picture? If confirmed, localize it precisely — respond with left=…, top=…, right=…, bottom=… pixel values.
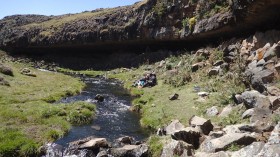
left=55, top=76, right=147, bottom=147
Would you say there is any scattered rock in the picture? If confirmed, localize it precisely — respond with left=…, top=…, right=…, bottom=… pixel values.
left=161, top=139, right=194, bottom=157
left=195, top=151, right=230, bottom=157
left=257, top=123, right=280, bottom=157
left=231, top=142, right=265, bottom=157
left=171, top=127, right=201, bottom=149
left=116, top=136, right=134, bottom=145
left=250, top=108, right=275, bottom=133
left=242, top=109, right=254, bottom=119
left=233, top=94, right=243, bottom=104
left=208, top=66, right=221, bottom=76
left=219, top=105, right=233, bottom=117
left=241, top=90, right=268, bottom=109
left=165, top=120, right=185, bottom=135
left=198, top=92, right=209, bottom=97
left=256, top=59, right=266, bottom=67
left=20, top=68, right=36, bottom=77
left=275, top=62, right=280, bottom=73
left=201, top=133, right=256, bottom=153
left=213, top=60, right=224, bottom=66
left=263, top=43, right=277, bottom=61
left=195, top=49, right=210, bottom=58
left=79, top=138, right=108, bottom=149
left=0, top=63, right=13, bottom=76
left=269, top=96, right=280, bottom=110
left=109, top=144, right=148, bottom=157
left=96, top=150, right=108, bottom=157
left=222, top=124, right=252, bottom=134
left=192, top=62, right=205, bottom=72
left=267, top=86, right=280, bottom=96
left=94, top=94, right=104, bottom=102
left=189, top=116, right=213, bottom=135
left=169, top=93, right=179, bottom=100
left=206, top=106, right=219, bottom=117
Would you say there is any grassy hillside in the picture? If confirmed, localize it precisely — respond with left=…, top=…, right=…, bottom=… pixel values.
left=0, top=53, right=96, bottom=157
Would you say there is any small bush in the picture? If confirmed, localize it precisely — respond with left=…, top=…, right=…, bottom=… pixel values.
left=45, top=129, right=61, bottom=141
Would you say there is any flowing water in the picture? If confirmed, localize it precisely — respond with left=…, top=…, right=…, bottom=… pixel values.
left=55, top=77, right=147, bottom=146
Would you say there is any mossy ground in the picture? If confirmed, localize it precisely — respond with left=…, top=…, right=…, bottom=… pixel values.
left=0, top=55, right=96, bottom=156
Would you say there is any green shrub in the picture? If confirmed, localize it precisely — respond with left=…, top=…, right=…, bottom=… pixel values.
left=45, top=129, right=61, bottom=141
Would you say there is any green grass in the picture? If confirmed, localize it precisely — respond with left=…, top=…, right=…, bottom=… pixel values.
left=148, top=135, right=164, bottom=157
left=0, top=58, right=96, bottom=156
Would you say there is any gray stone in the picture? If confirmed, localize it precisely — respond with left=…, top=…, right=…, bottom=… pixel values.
left=96, top=150, right=108, bottom=157
left=263, top=43, right=277, bottom=61
left=275, top=62, right=280, bottom=73
left=223, top=124, right=252, bottom=134
left=165, top=120, right=185, bottom=135
left=116, top=136, right=134, bottom=145
left=195, top=49, right=210, bottom=58
left=241, top=90, right=270, bottom=109
left=79, top=138, right=108, bottom=149
left=250, top=108, right=275, bottom=133
left=242, top=109, right=254, bottom=119
left=233, top=94, right=243, bottom=104
left=200, top=133, right=256, bottom=153
left=231, top=142, right=265, bottom=157
left=219, top=105, right=233, bottom=117
left=161, top=139, right=194, bottom=157
left=189, top=116, right=214, bottom=135
left=267, top=86, right=280, bottom=96
left=208, top=66, right=221, bottom=76
left=171, top=127, right=201, bottom=149
left=191, top=62, right=205, bottom=72
left=257, top=123, right=280, bottom=157
left=20, top=68, right=36, bottom=77
left=169, top=93, right=179, bottom=100
left=110, top=144, right=148, bottom=157
left=269, top=96, right=280, bottom=110
left=206, top=106, right=219, bottom=117
left=256, top=59, right=266, bottom=67
left=213, top=60, right=224, bottom=66
left=195, top=151, right=230, bottom=157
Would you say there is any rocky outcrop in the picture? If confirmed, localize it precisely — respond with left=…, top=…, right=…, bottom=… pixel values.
left=0, top=0, right=280, bottom=54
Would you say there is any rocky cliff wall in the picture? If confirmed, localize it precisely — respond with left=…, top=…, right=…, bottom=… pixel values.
left=0, top=0, right=280, bottom=54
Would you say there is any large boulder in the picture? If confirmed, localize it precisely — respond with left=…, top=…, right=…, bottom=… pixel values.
left=241, top=90, right=270, bottom=109
left=250, top=108, right=275, bottom=133
left=231, top=142, right=265, bottom=157
left=257, top=123, right=280, bottom=157
left=161, top=139, right=194, bottom=157
left=200, top=133, right=256, bottom=153
left=109, top=144, right=148, bottom=157
left=165, top=120, right=185, bottom=135
left=189, top=116, right=214, bottom=135
left=0, top=63, right=13, bottom=76
left=171, top=127, right=201, bottom=149
left=242, top=109, right=254, bottom=119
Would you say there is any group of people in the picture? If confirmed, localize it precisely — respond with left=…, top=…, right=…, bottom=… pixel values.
left=133, top=72, right=157, bottom=88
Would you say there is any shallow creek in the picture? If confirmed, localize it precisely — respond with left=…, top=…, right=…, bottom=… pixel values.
left=55, top=77, right=147, bottom=147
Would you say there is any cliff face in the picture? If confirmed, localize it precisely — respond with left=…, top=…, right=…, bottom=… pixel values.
left=0, top=0, right=280, bottom=53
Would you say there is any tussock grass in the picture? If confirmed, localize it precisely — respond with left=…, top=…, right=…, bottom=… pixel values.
left=0, top=58, right=96, bottom=156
